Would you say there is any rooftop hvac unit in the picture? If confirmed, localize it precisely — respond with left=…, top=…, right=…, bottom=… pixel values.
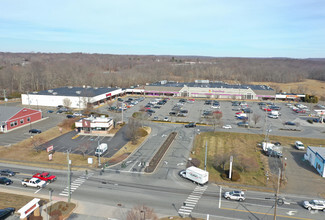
left=87, top=86, right=91, bottom=88
left=68, top=86, right=73, bottom=89
left=76, top=91, right=81, bottom=94
left=48, top=90, right=53, bottom=93
left=52, top=92, right=58, bottom=95
left=160, top=80, right=167, bottom=85
left=32, top=91, right=38, bottom=94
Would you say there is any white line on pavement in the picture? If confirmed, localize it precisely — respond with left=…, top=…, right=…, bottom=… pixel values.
left=34, top=188, right=42, bottom=194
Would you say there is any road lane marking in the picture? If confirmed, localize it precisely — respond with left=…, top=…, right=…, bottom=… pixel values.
left=34, top=188, right=42, bottom=194
left=58, top=172, right=93, bottom=196
left=186, top=199, right=199, bottom=203
left=220, top=207, right=312, bottom=220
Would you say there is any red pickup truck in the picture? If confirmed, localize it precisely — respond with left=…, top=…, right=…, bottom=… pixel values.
left=33, top=172, right=57, bottom=183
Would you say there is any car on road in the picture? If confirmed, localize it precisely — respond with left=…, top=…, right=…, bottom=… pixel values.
left=303, top=200, right=325, bottom=211
left=284, top=121, right=296, bottom=126
left=33, top=172, right=57, bottom=183
left=0, top=169, right=15, bottom=177
left=224, top=190, right=245, bottom=201
left=295, top=141, right=305, bottom=150
left=0, top=207, right=15, bottom=219
left=47, top=110, right=54, bottom=113
left=66, top=115, right=76, bottom=119
left=185, top=123, right=196, bottom=128
left=222, top=125, right=232, bottom=129
left=0, top=177, right=13, bottom=185
left=29, top=129, right=42, bottom=134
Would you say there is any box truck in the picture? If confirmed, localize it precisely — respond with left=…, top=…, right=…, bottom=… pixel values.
left=179, top=166, right=209, bottom=185
left=95, top=143, right=108, bottom=156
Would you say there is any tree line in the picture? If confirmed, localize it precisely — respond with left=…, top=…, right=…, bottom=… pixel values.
left=0, top=52, right=324, bottom=97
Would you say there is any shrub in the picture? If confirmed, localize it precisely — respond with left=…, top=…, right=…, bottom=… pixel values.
left=231, top=171, right=241, bottom=181
left=137, top=128, right=148, bottom=137
left=187, top=158, right=201, bottom=167
left=307, top=119, right=313, bottom=124
left=221, top=173, right=228, bottom=180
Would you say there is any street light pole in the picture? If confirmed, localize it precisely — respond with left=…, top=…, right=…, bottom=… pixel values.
left=204, top=141, right=208, bottom=171
left=98, top=134, right=101, bottom=167
left=273, top=168, right=281, bottom=220
left=67, top=150, right=71, bottom=203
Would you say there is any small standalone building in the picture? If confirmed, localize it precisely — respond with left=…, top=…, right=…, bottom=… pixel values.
left=75, top=116, right=113, bottom=135
left=304, top=146, right=325, bottom=177
left=0, top=106, right=42, bottom=133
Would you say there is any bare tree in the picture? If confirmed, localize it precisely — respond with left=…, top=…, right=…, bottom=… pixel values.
left=208, top=111, right=223, bottom=132
left=63, top=98, right=72, bottom=109
left=126, top=205, right=158, bottom=220
left=124, top=118, right=141, bottom=144
left=252, top=114, right=261, bottom=126
left=76, top=141, right=91, bottom=158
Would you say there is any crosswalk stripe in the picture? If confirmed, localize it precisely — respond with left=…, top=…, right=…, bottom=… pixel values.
left=178, top=211, right=190, bottom=215
left=180, top=206, right=193, bottom=210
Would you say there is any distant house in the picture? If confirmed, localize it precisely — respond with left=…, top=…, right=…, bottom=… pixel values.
left=75, top=116, right=113, bottom=135
left=305, top=146, right=325, bottom=177
left=0, top=106, right=42, bottom=133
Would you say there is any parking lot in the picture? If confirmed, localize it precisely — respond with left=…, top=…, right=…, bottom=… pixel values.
left=98, top=97, right=325, bottom=139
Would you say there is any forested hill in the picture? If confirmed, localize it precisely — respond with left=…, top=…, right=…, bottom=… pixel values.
left=0, top=52, right=324, bottom=95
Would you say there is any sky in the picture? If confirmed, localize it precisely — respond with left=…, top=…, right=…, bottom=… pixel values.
left=1, top=0, right=325, bottom=58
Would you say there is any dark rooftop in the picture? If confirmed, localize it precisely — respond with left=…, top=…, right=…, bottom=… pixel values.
left=148, top=81, right=274, bottom=91
left=30, top=86, right=119, bottom=97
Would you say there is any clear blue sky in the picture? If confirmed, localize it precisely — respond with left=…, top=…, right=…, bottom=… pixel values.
left=1, top=0, right=324, bottom=58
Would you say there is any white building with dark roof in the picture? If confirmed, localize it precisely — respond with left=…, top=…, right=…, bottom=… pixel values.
left=21, top=86, right=124, bottom=109
left=127, top=80, right=275, bottom=100
left=305, top=146, right=325, bottom=177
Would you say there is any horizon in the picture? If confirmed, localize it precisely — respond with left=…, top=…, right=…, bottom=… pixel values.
left=1, top=0, right=325, bottom=58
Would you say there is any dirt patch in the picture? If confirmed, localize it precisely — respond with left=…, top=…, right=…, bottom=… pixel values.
left=251, top=79, right=325, bottom=98
left=46, top=201, right=76, bottom=220
left=191, top=131, right=325, bottom=187
left=144, top=132, right=177, bottom=173
left=0, top=192, right=48, bottom=211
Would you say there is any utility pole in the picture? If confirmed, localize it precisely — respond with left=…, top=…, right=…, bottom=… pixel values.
left=3, top=89, right=6, bottom=106
left=67, top=150, right=71, bottom=203
left=204, top=141, right=208, bottom=171
left=273, top=168, right=281, bottom=220
left=98, top=134, right=101, bottom=167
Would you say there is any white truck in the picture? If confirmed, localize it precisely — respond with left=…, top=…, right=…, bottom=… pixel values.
left=21, top=178, right=47, bottom=188
left=179, top=166, right=209, bottom=185
left=95, top=143, right=108, bottom=156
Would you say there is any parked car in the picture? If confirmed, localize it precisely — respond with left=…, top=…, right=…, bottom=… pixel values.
left=153, top=116, right=159, bottom=121
left=0, top=177, right=13, bottom=185
left=284, top=121, right=296, bottom=126
left=185, top=123, right=196, bottom=128
left=237, top=122, right=249, bottom=127
left=47, top=110, right=54, bottom=113
left=146, top=109, right=155, bottom=113
left=163, top=117, right=169, bottom=121
left=268, top=114, right=278, bottom=119
left=73, top=112, right=83, bottom=116
left=0, top=169, right=15, bottom=177
left=66, top=115, right=75, bottom=119
left=295, top=141, right=305, bottom=150
left=0, top=207, right=15, bottom=219
left=224, top=190, right=245, bottom=201
left=29, top=129, right=42, bottom=134
left=211, top=105, right=220, bottom=109
left=303, top=200, right=325, bottom=211
left=243, top=108, right=253, bottom=113
left=222, top=125, right=232, bottom=129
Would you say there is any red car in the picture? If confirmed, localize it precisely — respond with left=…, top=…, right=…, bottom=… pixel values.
left=262, top=108, right=272, bottom=112
left=33, top=172, right=57, bottom=183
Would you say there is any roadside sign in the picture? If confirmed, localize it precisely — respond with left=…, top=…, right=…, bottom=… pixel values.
left=47, top=145, right=53, bottom=152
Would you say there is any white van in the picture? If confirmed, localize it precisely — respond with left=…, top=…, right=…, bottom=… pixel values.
left=95, top=143, right=108, bottom=156
left=295, top=141, right=305, bottom=150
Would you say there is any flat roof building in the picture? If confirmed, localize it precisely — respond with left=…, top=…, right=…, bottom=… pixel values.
left=21, top=86, right=124, bottom=109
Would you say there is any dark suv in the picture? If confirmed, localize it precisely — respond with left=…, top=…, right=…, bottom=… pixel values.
left=185, top=123, right=196, bottom=128
left=29, top=129, right=42, bottom=134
